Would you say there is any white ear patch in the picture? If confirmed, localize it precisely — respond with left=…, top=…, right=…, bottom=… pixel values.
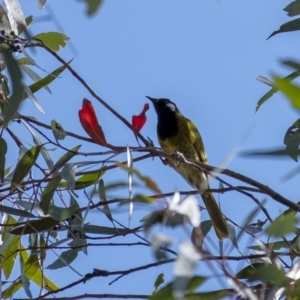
left=166, top=102, right=176, bottom=112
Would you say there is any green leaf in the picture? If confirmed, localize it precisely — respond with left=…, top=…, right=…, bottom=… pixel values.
left=0, top=204, right=34, bottom=217
left=20, top=65, right=50, bottom=93
left=46, top=249, right=78, bottom=270
left=256, top=69, right=300, bottom=111
left=52, top=145, right=81, bottom=172
left=268, top=17, right=300, bottom=39
left=3, top=240, right=59, bottom=297
left=0, top=137, right=7, bottom=182
left=51, top=119, right=66, bottom=140
left=78, top=0, right=103, bottom=15
left=29, top=61, right=71, bottom=94
left=273, top=75, right=300, bottom=110
left=285, top=1, right=300, bottom=17
left=265, top=211, right=299, bottom=236
left=17, top=57, right=34, bottom=66
left=248, top=264, right=288, bottom=286
left=201, top=220, right=212, bottom=237
left=72, top=224, right=137, bottom=235
left=24, top=237, right=39, bottom=280
left=17, top=16, right=33, bottom=34
left=99, top=179, right=113, bottom=222
left=284, top=119, right=300, bottom=161
left=34, top=31, right=70, bottom=51
left=150, top=276, right=206, bottom=300
left=59, top=171, right=104, bottom=190
left=2, top=281, right=23, bottom=298
left=69, top=196, right=83, bottom=227
left=48, top=203, right=78, bottom=221
left=186, top=290, right=229, bottom=299
left=237, top=262, right=267, bottom=279
left=285, top=278, right=300, bottom=297
left=10, top=145, right=42, bottom=192
left=153, top=273, right=164, bottom=293
left=22, top=121, right=54, bottom=169
left=40, top=175, right=62, bottom=214
left=142, top=211, right=164, bottom=233
left=1, top=216, right=19, bottom=279
left=10, top=217, right=59, bottom=235
left=117, top=164, right=161, bottom=193
left=248, top=240, right=291, bottom=251
left=2, top=50, right=23, bottom=127
left=240, top=147, right=300, bottom=158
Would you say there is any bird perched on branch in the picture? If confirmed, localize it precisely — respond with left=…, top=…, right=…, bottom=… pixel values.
left=147, top=96, right=229, bottom=240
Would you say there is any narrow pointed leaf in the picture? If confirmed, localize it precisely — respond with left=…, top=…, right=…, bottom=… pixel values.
left=46, top=249, right=78, bottom=270
left=10, top=217, right=59, bottom=235
left=48, top=202, right=78, bottom=221
left=268, top=18, right=300, bottom=39
left=72, top=223, right=137, bottom=235
left=19, top=250, right=32, bottom=298
left=10, top=145, right=42, bottom=192
left=2, top=50, right=23, bottom=127
left=20, top=65, right=51, bottom=93
left=99, top=179, right=113, bottom=222
left=265, top=212, right=299, bottom=236
left=274, top=75, right=300, bottom=110
left=59, top=171, right=104, bottom=190
left=0, top=204, right=34, bottom=217
left=153, top=273, right=164, bottom=293
left=256, top=69, right=300, bottom=111
left=22, top=120, right=54, bottom=168
left=23, top=83, right=45, bottom=113
left=0, top=137, right=7, bottom=182
left=29, top=61, right=71, bottom=94
left=1, top=215, right=19, bottom=279
left=283, top=118, right=300, bottom=161
left=52, top=145, right=81, bottom=172
left=40, top=175, right=62, bottom=214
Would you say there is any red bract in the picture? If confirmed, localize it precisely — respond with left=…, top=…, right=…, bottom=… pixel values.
left=132, top=103, right=149, bottom=136
left=78, top=98, right=107, bottom=146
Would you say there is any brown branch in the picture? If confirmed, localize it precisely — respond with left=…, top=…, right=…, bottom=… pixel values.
left=27, top=259, right=175, bottom=299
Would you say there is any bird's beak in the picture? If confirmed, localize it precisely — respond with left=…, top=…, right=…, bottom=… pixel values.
left=146, top=96, right=157, bottom=104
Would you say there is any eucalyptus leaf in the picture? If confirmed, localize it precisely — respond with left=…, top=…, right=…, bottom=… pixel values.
left=268, top=17, right=300, bottom=39
left=10, top=217, right=59, bottom=235
left=2, top=50, right=23, bottom=127
left=46, top=249, right=78, bottom=270
left=52, top=145, right=81, bottom=172
left=29, top=61, right=71, bottom=95
left=40, top=175, right=62, bottom=214
left=0, top=137, right=7, bottom=182
left=10, top=145, right=41, bottom=192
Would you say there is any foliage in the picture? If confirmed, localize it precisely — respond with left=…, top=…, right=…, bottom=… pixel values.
left=0, top=1, right=300, bottom=300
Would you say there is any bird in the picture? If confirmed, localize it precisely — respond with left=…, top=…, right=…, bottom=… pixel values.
left=147, top=96, right=229, bottom=240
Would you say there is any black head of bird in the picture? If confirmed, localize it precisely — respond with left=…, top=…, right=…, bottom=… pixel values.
left=146, top=96, right=180, bottom=140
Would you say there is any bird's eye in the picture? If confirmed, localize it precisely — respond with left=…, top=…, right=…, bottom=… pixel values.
left=166, top=102, right=176, bottom=112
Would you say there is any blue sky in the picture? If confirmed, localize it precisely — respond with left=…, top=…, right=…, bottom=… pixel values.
left=6, top=0, right=300, bottom=298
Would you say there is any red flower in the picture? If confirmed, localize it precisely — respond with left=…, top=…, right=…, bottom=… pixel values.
left=78, top=98, right=107, bottom=146
left=132, top=103, right=149, bottom=136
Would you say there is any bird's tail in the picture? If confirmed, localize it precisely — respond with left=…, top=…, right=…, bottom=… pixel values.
left=201, top=191, right=229, bottom=240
